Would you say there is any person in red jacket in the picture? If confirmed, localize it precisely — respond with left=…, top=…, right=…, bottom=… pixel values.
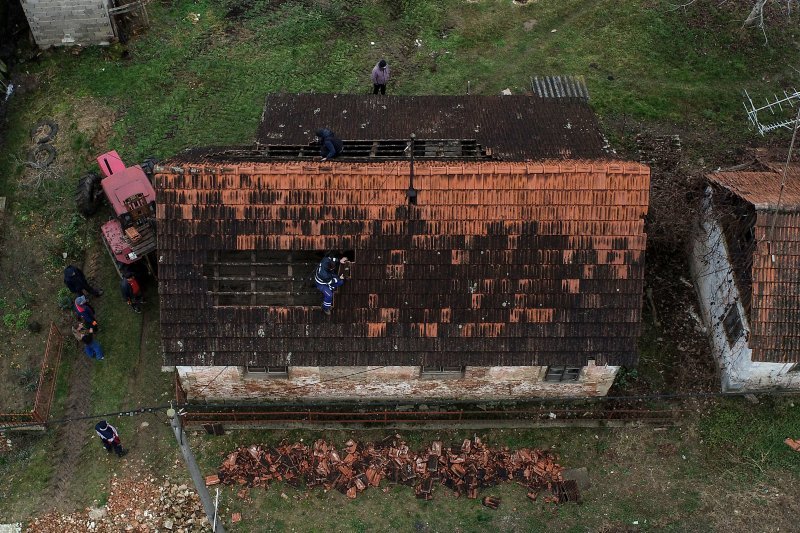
left=119, top=271, right=143, bottom=313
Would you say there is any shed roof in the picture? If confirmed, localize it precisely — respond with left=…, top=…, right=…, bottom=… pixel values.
left=708, top=164, right=800, bottom=363
left=256, top=94, right=609, bottom=161
left=157, top=159, right=650, bottom=367
left=708, top=165, right=800, bottom=212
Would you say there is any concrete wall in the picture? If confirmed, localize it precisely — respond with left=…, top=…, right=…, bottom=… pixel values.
left=21, top=0, right=113, bottom=48
left=689, top=188, right=800, bottom=391
left=175, top=362, right=619, bottom=402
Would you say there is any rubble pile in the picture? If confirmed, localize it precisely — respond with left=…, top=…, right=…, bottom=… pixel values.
left=217, top=435, right=570, bottom=503
left=26, top=475, right=209, bottom=532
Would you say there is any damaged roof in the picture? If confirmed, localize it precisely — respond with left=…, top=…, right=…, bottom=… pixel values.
left=708, top=164, right=800, bottom=363
left=256, top=94, right=610, bottom=161
left=157, top=158, right=650, bottom=368
left=708, top=164, right=800, bottom=211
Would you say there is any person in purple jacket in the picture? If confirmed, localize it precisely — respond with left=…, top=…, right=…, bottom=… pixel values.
left=371, top=59, right=390, bottom=95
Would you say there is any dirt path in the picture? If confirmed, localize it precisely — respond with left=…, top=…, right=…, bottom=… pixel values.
left=43, top=251, right=101, bottom=512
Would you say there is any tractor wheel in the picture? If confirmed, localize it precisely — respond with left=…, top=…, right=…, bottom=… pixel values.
left=30, top=118, right=59, bottom=144
left=27, top=144, right=56, bottom=169
left=75, top=172, right=103, bottom=217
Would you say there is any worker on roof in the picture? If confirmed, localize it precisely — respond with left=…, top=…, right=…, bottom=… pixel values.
left=316, top=128, right=344, bottom=161
left=314, top=254, right=350, bottom=315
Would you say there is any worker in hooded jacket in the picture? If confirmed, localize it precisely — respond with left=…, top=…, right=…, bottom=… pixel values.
left=314, top=254, right=350, bottom=315
left=316, top=128, right=344, bottom=161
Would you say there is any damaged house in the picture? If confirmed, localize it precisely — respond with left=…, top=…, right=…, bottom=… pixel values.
left=158, top=93, right=650, bottom=401
left=691, top=162, right=800, bottom=391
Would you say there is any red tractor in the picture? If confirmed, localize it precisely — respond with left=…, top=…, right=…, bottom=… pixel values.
left=75, top=151, right=157, bottom=277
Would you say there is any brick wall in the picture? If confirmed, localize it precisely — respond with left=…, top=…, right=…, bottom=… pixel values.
left=175, top=363, right=619, bottom=402
left=21, top=0, right=113, bottom=48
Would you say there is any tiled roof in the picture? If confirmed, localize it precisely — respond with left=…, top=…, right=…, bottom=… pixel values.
left=708, top=165, right=800, bottom=211
left=157, top=159, right=650, bottom=367
left=709, top=165, right=800, bottom=363
left=256, top=94, right=609, bottom=161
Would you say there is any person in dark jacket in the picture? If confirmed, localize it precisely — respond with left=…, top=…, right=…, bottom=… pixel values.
left=314, top=254, right=350, bottom=314
left=316, top=128, right=344, bottom=161
left=63, top=265, right=103, bottom=297
left=120, top=271, right=143, bottom=313
left=72, top=322, right=104, bottom=360
left=95, top=420, right=126, bottom=457
left=371, top=59, right=390, bottom=95
left=73, top=295, right=99, bottom=331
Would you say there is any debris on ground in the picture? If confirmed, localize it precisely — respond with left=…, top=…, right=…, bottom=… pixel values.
left=216, top=435, right=576, bottom=503
left=481, top=495, right=501, bottom=509
left=786, top=438, right=800, bottom=452
left=25, top=475, right=209, bottom=532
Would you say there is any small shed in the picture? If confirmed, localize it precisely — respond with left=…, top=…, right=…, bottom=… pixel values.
left=690, top=162, right=800, bottom=390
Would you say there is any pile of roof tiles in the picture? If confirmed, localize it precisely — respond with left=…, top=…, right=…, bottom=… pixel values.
left=216, top=435, right=570, bottom=503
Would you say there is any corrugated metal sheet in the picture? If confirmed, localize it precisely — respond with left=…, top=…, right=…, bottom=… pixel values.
left=157, top=159, right=650, bottom=367
left=531, top=76, right=590, bottom=100
left=255, top=94, right=608, bottom=161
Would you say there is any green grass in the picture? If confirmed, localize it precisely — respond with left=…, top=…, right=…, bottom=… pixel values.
left=699, top=396, right=800, bottom=478
left=2, top=0, right=795, bottom=188
left=189, top=422, right=762, bottom=532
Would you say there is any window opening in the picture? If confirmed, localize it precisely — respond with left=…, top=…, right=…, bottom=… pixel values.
left=722, top=304, right=744, bottom=347
left=544, top=366, right=582, bottom=382
left=421, top=366, right=465, bottom=377
left=246, top=365, right=289, bottom=377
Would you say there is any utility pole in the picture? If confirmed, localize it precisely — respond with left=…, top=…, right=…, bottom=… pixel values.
left=168, top=405, right=226, bottom=533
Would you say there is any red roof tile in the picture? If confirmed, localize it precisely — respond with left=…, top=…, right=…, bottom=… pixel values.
left=158, top=159, right=650, bottom=367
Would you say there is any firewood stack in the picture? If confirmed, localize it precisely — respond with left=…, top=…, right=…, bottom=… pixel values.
left=216, top=435, right=571, bottom=504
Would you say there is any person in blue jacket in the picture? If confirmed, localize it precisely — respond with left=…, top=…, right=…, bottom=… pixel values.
left=95, top=420, right=126, bottom=457
left=63, top=265, right=103, bottom=297
left=314, top=254, right=350, bottom=315
left=316, top=128, right=344, bottom=161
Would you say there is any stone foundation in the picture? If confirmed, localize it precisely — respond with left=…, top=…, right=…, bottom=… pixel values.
left=175, top=363, right=619, bottom=402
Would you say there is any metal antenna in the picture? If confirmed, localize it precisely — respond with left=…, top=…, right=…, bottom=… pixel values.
left=741, top=85, right=800, bottom=264
left=743, top=87, right=800, bottom=135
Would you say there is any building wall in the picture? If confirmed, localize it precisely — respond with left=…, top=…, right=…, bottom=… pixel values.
left=175, top=363, right=619, bottom=402
left=21, top=0, right=113, bottom=48
left=689, top=188, right=800, bottom=391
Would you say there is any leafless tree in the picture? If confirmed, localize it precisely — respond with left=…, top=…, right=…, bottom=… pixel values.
left=671, top=0, right=799, bottom=44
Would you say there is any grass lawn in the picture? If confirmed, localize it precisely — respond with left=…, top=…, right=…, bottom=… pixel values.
left=0, top=0, right=799, bottom=528
left=189, top=397, right=800, bottom=532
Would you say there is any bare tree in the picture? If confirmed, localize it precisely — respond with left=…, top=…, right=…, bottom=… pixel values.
left=672, top=0, right=799, bottom=44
